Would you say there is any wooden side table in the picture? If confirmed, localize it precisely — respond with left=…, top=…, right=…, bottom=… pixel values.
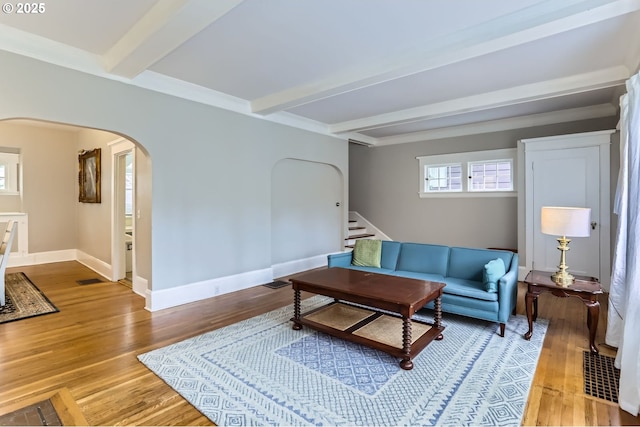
left=523, top=270, right=603, bottom=353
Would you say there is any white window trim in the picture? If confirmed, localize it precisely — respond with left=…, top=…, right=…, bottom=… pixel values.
left=425, top=162, right=463, bottom=193
left=417, top=148, right=517, bottom=198
left=0, top=152, right=20, bottom=196
left=468, top=158, right=514, bottom=192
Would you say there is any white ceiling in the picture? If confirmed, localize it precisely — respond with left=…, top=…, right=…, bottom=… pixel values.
left=1, top=0, right=638, bottom=146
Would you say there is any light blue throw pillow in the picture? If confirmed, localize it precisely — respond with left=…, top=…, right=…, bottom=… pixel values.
left=483, top=258, right=505, bottom=293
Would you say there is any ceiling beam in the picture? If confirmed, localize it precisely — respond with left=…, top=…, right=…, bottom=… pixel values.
left=103, top=0, right=244, bottom=79
left=250, top=0, right=640, bottom=115
left=329, top=66, right=629, bottom=134
left=374, top=104, right=618, bottom=146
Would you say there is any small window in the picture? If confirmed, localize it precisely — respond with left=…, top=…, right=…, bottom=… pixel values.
left=0, top=152, right=20, bottom=195
left=468, top=159, right=513, bottom=192
left=425, top=164, right=462, bottom=192
left=417, top=148, right=516, bottom=198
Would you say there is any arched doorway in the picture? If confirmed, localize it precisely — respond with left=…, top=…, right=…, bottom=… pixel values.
left=0, top=118, right=151, bottom=297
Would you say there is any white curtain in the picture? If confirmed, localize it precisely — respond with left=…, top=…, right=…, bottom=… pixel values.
left=605, top=70, right=640, bottom=415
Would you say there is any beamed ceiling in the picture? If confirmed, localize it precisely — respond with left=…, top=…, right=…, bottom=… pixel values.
left=1, top=0, right=638, bottom=145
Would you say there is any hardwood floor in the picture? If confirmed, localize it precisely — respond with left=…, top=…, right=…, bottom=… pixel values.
left=0, top=261, right=638, bottom=426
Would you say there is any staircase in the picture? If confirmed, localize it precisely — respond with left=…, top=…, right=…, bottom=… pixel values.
left=345, top=212, right=389, bottom=249
left=345, top=219, right=376, bottom=248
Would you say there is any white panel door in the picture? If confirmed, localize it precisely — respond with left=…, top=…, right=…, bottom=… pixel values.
left=529, top=146, right=600, bottom=277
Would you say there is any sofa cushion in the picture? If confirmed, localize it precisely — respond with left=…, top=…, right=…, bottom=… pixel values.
left=346, top=266, right=396, bottom=275
left=351, top=239, right=382, bottom=268
left=483, top=258, right=505, bottom=292
left=391, top=270, right=446, bottom=284
left=447, top=247, right=513, bottom=281
left=396, top=243, right=449, bottom=276
left=422, top=293, right=499, bottom=323
left=380, top=240, right=402, bottom=270
left=442, top=277, right=499, bottom=302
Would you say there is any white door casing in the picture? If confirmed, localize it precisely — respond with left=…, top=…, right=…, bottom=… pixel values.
left=109, top=137, right=136, bottom=283
left=520, top=130, right=613, bottom=289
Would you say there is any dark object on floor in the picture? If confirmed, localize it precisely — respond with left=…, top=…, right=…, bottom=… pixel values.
left=0, top=273, right=59, bottom=324
left=76, top=278, right=103, bottom=285
left=0, top=388, right=88, bottom=426
left=584, top=351, right=620, bottom=403
left=0, top=399, right=62, bottom=426
left=263, top=280, right=290, bottom=289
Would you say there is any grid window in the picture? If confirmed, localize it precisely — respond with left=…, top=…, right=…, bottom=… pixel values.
left=417, top=149, right=516, bottom=198
left=425, top=164, right=462, bottom=192
left=469, top=160, right=513, bottom=191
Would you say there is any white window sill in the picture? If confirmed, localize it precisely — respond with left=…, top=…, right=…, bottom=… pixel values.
left=419, top=191, right=517, bottom=198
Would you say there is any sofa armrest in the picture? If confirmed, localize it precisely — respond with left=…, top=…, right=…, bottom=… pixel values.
left=497, top=254, right=519, bottom=323
left=328, top=251, right=353, bottom=268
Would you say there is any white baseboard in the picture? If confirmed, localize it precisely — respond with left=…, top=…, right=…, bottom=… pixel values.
left=7, top=249, right=77, bottom=267
left=76, top=250, right=112, bottom=280
left=518, top=266, right=529, bottom=281
left=146, top=267, right=273, bottom=312
left=7, top=248, right=114, bottom=282
left=271, top=253, right=328, bottom=279
left=132, top=275, right=147, bottom=297
left=6, top=248, right=332, bottom=312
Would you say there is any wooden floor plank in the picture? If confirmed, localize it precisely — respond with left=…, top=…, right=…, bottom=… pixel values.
left=0, top=262, right=638, bottom=425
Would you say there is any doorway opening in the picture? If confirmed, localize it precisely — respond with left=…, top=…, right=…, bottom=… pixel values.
left=111, top=139, right=136, bottom=286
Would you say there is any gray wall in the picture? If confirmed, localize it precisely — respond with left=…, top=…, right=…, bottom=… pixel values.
left=350, top=118, right=618, bottom=251
left=0, top=50, right=348, bottom=292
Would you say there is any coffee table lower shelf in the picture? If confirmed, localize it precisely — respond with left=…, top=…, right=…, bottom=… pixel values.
left=292, top=301, right=444, bottom=370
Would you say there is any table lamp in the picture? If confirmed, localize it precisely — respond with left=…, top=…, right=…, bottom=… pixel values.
left=540, top=206, right=591, bottom=286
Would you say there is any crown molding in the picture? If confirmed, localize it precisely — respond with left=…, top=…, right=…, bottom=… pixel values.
left=374, top=104, right=617, bottom=146
left=0, top=24, right=347, bottom=142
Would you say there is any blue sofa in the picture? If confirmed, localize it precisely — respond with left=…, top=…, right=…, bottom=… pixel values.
left=327, top=241, right=519, bottom=336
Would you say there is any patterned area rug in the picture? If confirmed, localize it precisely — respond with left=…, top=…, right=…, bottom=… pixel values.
left=0, top=273, right=59, bottom=324
left=138, top=296, right=548, bottom=426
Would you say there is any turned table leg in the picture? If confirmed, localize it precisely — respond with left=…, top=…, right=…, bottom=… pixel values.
left=400, top=316, right=413, bottom=370
left=292, top=288, right=302, bottom=330
left=434, top=295, right=444, bottom=340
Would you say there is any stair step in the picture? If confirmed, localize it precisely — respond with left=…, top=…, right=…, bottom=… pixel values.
left=345, top=233, right=375, bottom=240
left=348, top=226, right=366, bottom=237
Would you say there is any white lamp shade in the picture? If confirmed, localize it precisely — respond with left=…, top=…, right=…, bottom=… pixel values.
left=541, top=206, right=591, bottom=237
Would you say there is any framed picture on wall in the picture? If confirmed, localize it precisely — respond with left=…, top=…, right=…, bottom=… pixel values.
left=79, top=148, right=101, bottom=203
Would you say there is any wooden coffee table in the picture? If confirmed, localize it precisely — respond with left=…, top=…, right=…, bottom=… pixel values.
left=290, top=267, right=445, bottom=370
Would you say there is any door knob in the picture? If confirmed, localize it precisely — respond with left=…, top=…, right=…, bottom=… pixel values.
left=591, top=221, right=597, bottom=230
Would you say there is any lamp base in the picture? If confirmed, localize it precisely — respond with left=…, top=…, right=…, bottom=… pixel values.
left=551, top=235, right=575, bottom=287
left=551, top=270, right=575, bottom=287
